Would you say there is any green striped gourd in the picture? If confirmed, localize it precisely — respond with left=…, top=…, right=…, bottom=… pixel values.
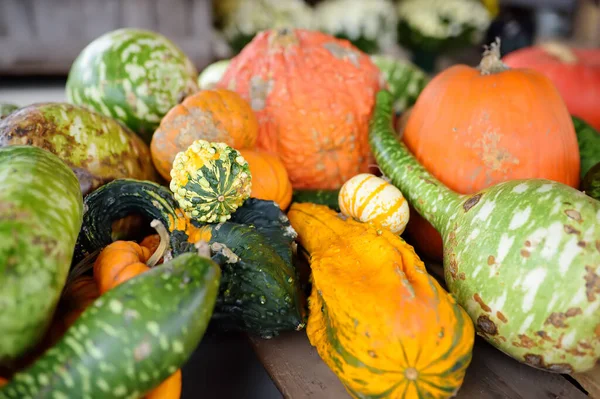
left=66, top=28, right=198, bottom=143
left=370, top=55, right=429, bottom=114
left=0, top=146, right=83, bottom=366
left=370, top=90, right=600, bottom=374
left=170, top=140, right=252, bottom=223
left=0, top=252, right=220, bottom=399
left=0, top=103, right=157, bottom=195
left=573, top=116, right=600, bottom=180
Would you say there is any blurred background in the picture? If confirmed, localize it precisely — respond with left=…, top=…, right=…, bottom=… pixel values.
left=0, top=0, right=597, bottom=397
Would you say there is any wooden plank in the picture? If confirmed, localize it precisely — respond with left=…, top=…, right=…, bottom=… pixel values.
left=249, top=331, right=587, bottom=399
left=248, top=332, right=350, bottom=399
left=574, top=367, right=600, bottom=398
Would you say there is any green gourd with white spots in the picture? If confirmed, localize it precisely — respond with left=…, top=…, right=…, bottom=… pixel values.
left=66, top=28, right=198, bottom=143
left=0, top=103, right=158, bottom=195
left=0, top=252, right=220, bottom=399
left=370, top=90, right=600, bottom=374
left=0, top=146, right=83, bottom=367
left=370, top=54, right=429, bottom=114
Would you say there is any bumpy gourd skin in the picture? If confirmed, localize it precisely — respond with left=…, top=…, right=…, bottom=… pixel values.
left=217, top=28, right=382, bottom=190
left=170, top=140, right=252, bottom=223
left=288, top=203, right=475, bottom=399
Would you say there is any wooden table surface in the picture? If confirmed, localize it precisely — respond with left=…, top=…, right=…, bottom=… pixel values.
left=248, top=259, right=599, bottom=398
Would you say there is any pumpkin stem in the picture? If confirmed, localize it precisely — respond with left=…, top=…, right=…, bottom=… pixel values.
left=540, top=41, right=578, bottom=64
left=477, top=37, right=509, bottom=75
left=194, top=240, right=212, bottom=259
left=147, top=219, right=170, bottom=268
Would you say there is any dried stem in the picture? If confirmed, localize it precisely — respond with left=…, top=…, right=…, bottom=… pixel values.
left=146, top=219, right=170, bottom=267
left=478, top=38, right=509, bottom=75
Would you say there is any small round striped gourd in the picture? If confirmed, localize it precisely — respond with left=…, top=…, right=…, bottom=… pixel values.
left=170, top=140, right=252, bottom=223
left=339, top=173, right=409, bottom=234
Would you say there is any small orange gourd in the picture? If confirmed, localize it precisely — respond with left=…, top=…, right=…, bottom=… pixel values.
left=150, top=88, right=259, bottom=180
left=238, top=149, right=293, bottom=209
left=93, top=241, right=152, bottom=294
left=145, top=370, right=182, bottom=399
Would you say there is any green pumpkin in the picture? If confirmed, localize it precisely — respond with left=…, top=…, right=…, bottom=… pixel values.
left=66, top=28, right=198, bottom=143
left=170, top=140, right=252, bottom=223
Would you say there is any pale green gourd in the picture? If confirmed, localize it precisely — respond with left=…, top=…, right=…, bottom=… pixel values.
left=370, top=90, right=600, bottom=374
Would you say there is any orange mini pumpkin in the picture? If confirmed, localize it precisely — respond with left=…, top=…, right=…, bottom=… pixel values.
left=238, top=149, right=293, bottom=209
left=402, top=40, right=580, bottom=260
left=93, top=241, right=152, bottom=294
left=150, top=88, right=259, bottom=180
left=218, top=28, right=382, bottom=190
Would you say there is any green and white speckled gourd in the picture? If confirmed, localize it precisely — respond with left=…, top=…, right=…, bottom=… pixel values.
left=370, top=90, right=600, bottom=374
left=66, top=28, right=198, bottom=143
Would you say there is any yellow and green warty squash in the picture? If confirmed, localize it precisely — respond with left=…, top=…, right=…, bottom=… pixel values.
left=170, top=140, right=252, bottom=223
left=288, top=203, right=475, bottom=399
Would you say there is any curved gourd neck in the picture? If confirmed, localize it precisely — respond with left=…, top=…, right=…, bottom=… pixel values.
left=369, top=91, right=462, bottom=235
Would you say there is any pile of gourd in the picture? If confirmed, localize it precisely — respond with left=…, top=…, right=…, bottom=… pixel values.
left=0, top=22, right=599, bottom=399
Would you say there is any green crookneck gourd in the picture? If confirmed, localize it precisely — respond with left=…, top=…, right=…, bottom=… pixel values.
left=370, top=90, right=600, bottom=374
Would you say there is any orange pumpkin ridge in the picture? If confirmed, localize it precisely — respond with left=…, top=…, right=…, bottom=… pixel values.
left=402, top=40, right=580, bottom=260
left=150, top=88, right=259, bottom=181
left=217, top=29, right=383, bottom=190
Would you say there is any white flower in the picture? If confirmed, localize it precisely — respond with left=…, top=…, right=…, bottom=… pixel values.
left=315, top=0, right=397, bottom=50
left=397, top=0, right=491, bottom=41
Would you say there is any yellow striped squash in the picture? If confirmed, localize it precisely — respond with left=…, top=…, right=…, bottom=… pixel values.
left=338, top=173, right=410, bottom=234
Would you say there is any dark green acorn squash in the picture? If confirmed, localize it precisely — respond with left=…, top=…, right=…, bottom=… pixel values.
left=582, top=161, right=600, bottom=201
left=74, top=179, right=306, bottom=337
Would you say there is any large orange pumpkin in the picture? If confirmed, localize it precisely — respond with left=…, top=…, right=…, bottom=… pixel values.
left=503, top=42, right=600, bottom=131
left=402, top=40, right=580, bottom=260
left=238, top=149, right=293, bottom=209
left=217, top=28, right=382, bottom=190
left=150, top=88, right=259, bottom=180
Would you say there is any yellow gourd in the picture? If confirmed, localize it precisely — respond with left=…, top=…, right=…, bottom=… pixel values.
left=288, top=203, right=475, bottom=399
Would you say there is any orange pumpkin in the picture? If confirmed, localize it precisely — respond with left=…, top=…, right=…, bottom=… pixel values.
left=238, top=149, right=292, bottom=209
left=145, top=370, right=182, bottom=399
left=402, top=40, right=580, bottom=260
left=150, top=88, right=259, bottom=180
left=0, top=376, right=8, bottom=387
left=217, top=28, right=382, bottom=190
left=93, top=241, right=152, bottom=294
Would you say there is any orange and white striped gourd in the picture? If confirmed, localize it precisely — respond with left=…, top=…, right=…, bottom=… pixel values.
left=338, top=173, right=410, bottom=234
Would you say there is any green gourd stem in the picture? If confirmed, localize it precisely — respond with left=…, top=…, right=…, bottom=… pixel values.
left=369, top=90, right=462, bottom=235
